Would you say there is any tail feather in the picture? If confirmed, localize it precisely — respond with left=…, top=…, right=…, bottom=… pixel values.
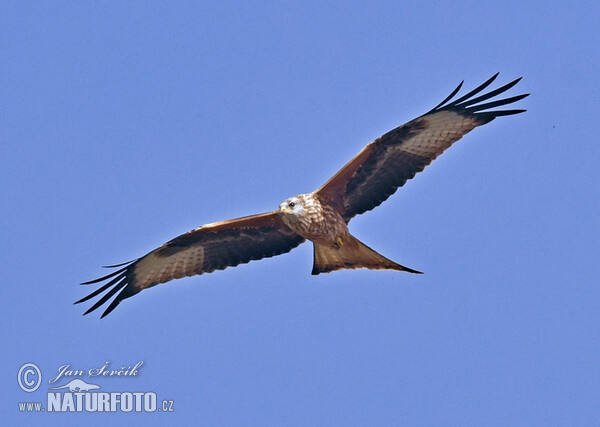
left=311, top=234, right=422, bottom=275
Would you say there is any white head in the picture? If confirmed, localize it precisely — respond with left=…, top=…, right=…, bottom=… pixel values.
left=279, top=195, right=305, bottom=221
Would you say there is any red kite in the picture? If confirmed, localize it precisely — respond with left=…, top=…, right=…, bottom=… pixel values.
left=77, top=74, right=528, bottom=317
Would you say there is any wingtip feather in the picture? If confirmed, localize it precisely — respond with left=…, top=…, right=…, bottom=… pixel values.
left=102, top=259, right=136, bottom=268
left=430, top=80, right=464, bottom=111
left=428, top=74, right=528, bottom=121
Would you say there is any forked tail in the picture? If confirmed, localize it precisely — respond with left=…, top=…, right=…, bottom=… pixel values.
left=311, top=234, right=422, bottom=275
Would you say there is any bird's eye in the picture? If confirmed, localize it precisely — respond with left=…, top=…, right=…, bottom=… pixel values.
left=288, top=202, right=295, bottom=208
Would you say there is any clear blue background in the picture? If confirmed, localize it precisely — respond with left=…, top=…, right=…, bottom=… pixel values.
left=2, top=1, right=598, bottom=425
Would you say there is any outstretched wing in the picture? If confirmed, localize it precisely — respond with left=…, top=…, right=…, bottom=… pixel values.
left=316, top=73, right=529, bottom=221
left=76, top=211, right=305, bottom=318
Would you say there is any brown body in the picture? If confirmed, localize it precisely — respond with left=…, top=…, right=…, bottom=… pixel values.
left=279, top=192, right=419, bottom=275
left=279, top=193, right=347, bottom=245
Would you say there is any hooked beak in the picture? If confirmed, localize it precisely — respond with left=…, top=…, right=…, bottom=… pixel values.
left=280, top=207, right=292, bottom=215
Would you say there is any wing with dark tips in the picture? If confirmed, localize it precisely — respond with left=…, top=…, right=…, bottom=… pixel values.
left=316, top=74, right=529, bottom=220
left=76, top=211, right=305, bottom=318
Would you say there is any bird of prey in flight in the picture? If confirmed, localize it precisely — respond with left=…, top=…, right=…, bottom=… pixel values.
left=77, top=73, right=528, bottom=318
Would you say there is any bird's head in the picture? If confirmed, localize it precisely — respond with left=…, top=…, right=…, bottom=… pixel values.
left=279, top=195, right=305, bottom=219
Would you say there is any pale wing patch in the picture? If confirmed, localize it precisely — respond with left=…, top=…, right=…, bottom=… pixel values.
left=133, top=245, right=205, bottom=290
left=397, top=112, right=480, bottom=158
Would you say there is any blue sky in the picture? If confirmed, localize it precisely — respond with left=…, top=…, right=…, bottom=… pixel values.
left=2, top=1, right=599, bottom=425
